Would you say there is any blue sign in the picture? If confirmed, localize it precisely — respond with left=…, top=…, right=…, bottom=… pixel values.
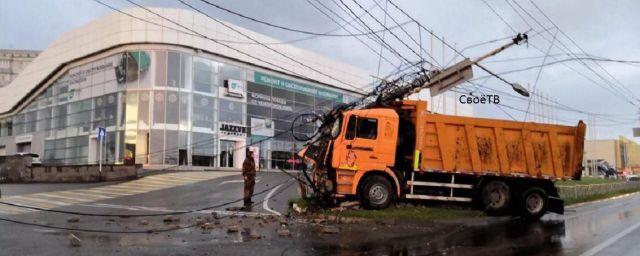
left=98, top=127, right=106, bottom=142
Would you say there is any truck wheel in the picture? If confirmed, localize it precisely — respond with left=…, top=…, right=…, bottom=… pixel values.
left=519, top=187, right=547, bottom=220
left=360, top=175, right=394, bottom=209
left=481, top=180, right=511, bottom=215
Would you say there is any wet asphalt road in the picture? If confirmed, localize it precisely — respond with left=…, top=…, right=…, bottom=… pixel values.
left=1, top=172, right=640, bottom=255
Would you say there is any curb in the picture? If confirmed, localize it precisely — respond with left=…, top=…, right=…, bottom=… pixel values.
left=566, top=191, right=640, bottom=209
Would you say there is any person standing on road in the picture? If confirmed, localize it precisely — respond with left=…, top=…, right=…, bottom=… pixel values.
left=242, top=150, right=256, bottom=209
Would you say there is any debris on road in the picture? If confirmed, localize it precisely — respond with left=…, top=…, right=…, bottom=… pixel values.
left=139, top=219, right=149, bottom=226
left=67, top=217, right=80, bottom=223
left=248, top=228, right=261, bottom=239
left=67, top=233, right=81, bottom=247
left=340, top=201, right=360, bottom=210
left=292, top=203, right=306, bottom=214
left=195, top=217, right=206, bottom=225
left=200, top=222, right=213, bottom=230
left=321, top=225, right=339, bottom=234
left=163, top=216, right=179, bottom=223
left=276, top=227, right=291, bottom=237
left=227, top=225, right=240, bottom=233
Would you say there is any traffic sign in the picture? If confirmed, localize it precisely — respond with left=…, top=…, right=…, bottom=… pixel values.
left=98, top=127, right=106, bottom=142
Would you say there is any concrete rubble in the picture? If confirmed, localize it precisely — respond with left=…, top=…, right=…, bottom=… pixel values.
left=67, top=233, right=81, bottom=247
left=321, top=225, right=339, bottom=234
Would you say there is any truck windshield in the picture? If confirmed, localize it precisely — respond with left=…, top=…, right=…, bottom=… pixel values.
left=330, top=115, right=342, bottom=139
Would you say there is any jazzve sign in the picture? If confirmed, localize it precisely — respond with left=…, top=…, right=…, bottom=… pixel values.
left=219, top=123, right=247, bottom=137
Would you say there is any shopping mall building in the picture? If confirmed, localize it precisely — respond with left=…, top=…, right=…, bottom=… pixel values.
left=0, top=7, right=371, bottom=170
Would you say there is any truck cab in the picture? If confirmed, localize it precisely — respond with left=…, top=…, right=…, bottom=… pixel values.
left=329, top=108, right=404, bottom=208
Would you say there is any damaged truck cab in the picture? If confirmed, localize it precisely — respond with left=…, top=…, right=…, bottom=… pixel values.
left=321, top=100, right=586, bottom=219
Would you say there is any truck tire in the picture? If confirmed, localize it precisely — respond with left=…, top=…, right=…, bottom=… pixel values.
left=481, top=180, right=511, bottom=215
left=360, top=175, right=394, bottom=209
left=518, top=186, right=548, bottom=220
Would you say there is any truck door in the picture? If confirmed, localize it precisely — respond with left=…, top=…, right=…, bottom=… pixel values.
left=334, top=114, right=382, bottom=171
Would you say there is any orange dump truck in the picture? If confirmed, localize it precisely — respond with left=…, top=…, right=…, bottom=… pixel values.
left=320, top=100, right=586, bottom=219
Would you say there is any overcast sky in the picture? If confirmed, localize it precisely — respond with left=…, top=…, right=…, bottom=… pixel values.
left=1, top=0, right=639, bottom=140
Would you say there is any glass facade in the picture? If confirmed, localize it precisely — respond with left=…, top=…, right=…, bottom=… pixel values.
left=0, top=47, right=359, bottom=169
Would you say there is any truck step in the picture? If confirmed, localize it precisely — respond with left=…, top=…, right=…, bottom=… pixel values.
left=407, top=181, right=472, bottom=189
left=405, top=194, right=472, bottom=202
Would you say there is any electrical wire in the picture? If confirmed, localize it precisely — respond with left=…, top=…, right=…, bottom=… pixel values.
left=305, top=0, right=406, bottom=73
left=332, top=0, right=416, bottom=68
left=174, top=0, right=367, bottom=94
left=196, top=0, right=409, bottom=38
left=528, top=0, right=639, bottom=99
left=510, top=0, right=639, bottom=107
left=343, top=0, right=431, bottom=66
left=92, top=0, right=410, bottom=46
left=369, top=0, right=440, bottom=67
left=479, top=0, right=640, bottom=107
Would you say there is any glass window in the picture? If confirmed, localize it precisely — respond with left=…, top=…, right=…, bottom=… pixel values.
left=295, top=93, right=314, bottom=105
left=167, top=51, right=182, bottom=87
left=165, top=91, right=179, bottom=124
left=345, top=115, right=356, bottom=140
left=219, top=99, right=244, bottom=124
left=219, top=63, right=245, bottom=82
left=149, top=129, right=164, bottom=164
left=179, top=92, right=189, bottom=127
left=138, top=91, right=150, bottom=128
left=272, top=87, right=293, bottom=101
left=193, top=58, right=217, bottom=93
left=153, top=91, right=165, bottom=124
left=346, top=116, right=377, bottom=140
left=192, top=94, right=214, bottom=128
left=356, top=118, right=378, bottom=139
left=155, top=51, right=167, bottom=87
left=164, top=130, right=178, bottom=164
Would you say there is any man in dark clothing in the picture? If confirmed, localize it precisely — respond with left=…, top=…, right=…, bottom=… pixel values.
left=242, top=150, right=257, bottom=208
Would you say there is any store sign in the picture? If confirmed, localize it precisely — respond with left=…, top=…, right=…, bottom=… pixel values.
left=224, top=79, right=245, bottom=98
left=248, top=88, right=293, bottom=111
left=254, top=71, right=344, bottom=102
left=219, top=123, right=247, bottom=137
left=68, top=63, right=113, bottom=85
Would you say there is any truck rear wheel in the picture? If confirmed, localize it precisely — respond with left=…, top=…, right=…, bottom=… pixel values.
left=519, top=187, right=548, bottom=220
left=481, top=180, right=511, bottom=215
left=360, top=175, right=394, bottom=209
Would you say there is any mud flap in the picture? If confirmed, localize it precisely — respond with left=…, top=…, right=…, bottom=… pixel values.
left=547, top=196, right=564, bottom=215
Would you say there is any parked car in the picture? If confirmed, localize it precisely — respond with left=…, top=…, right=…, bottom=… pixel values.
left=627, top=175, right=639, bottom=182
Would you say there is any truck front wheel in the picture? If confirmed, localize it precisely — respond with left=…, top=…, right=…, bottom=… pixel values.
left=518, top=187, right=548, bottom=220
left=360, top=175, right=394, bottom=209
left=481, top=180, right=511, bottom=215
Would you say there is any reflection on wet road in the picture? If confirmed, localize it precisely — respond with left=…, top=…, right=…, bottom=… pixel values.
left=314, top=192, right=640, bottom=256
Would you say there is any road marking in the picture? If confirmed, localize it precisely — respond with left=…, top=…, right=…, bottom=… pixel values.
left=221, top=179, right=261, bottom=185
left=0, top=171, right=237, bottom=215
left=580, top=221, right=640, bottom=256
left=6, top=196, right=67, bottom=207
left=263, top=184, right=284, bottom=216
left=35, top=193, right=88, bottom=203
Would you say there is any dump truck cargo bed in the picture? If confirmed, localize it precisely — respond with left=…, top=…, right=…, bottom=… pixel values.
left=407, top=101, right=586, bottom=180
